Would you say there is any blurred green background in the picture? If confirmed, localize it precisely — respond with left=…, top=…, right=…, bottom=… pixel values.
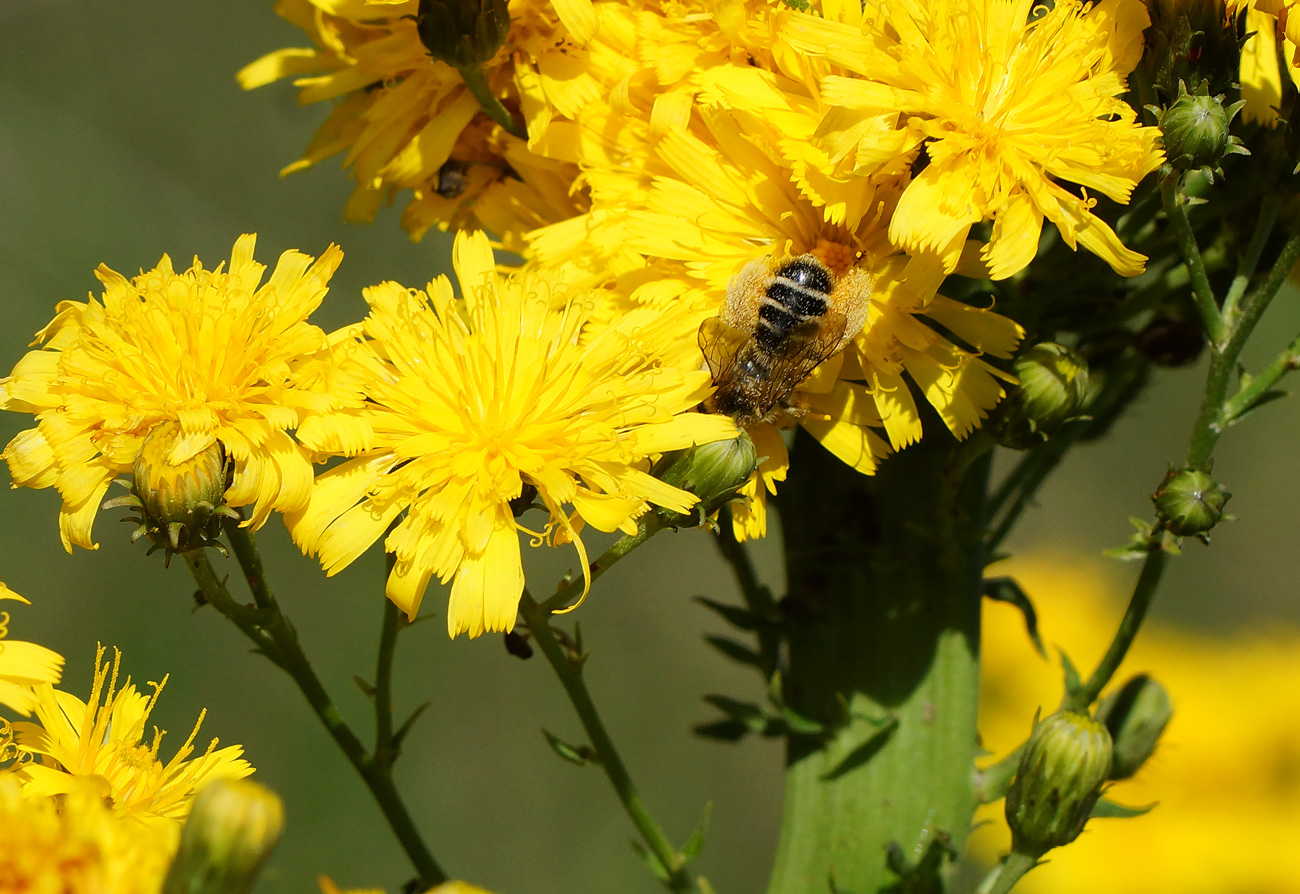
left=2, top=3, right=1299, bottom=892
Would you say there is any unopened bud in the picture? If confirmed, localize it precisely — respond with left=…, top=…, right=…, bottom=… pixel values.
left=996, top=343, right=1090, bottom=448
left=1158, top=83, right=1247, bottom=175
left=1096, top=674, right=1173, bottom=780
left=416, top=0, right=510, bottom=70
left=104, top=422, right=238, bottom=561
left=1153, top=466, right=1228, bottom=537
left=163, top=779, right=284, bottom=894
left=1006, top=711, right=1113, bottom=856
left=651, top=431, right=758, bottom=526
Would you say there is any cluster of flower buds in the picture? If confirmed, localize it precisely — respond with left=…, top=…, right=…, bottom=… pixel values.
left=1143, top=0, right=1246, bottom=101
left=994, top=343, right=1091, bottom=449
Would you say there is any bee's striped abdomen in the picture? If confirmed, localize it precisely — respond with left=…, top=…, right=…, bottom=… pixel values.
left=755, top=257, right=833, bottom=351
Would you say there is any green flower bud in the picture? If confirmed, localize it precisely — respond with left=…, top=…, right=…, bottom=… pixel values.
left=1152, top=466, right=1229, bottom=537
left=1005, top=711, right=1113, bottom=856
left=651, top=430, right=759, bottom=526
left=163, top=779, right=284, bottom=894
left=1155, top=82, right=1248, bottom=179
left=1142, top=0, right=1247, bottom=101
left=104, top=422, right=238, bottom=562
left=415, top=0, right=511, bottom=70
left=1096, top=674, right=1173, bottom=780
left=995, top=343, right=1090, bottom=449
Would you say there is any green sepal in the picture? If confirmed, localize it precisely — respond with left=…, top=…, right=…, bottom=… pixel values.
left=680, top=801, right=712, bottom=864
left=353, top=676, right=376, bottom=701
left=983, top=576, right=1047, bottom=658
left=1090, top=798, right=1157, bottom=819
left=1060, top=650, right=1082, bottom=697
left=541, top=729, right=594, bottom=766
left=693, top=596, right=759, bottom=630
left=705, top=634, right=764, bottom=669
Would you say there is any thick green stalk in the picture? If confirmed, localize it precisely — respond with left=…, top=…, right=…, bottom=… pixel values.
left=766, top=435, right=989, bottom=893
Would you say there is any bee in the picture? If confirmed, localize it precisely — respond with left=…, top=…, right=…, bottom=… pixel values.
left=700, top=252, right=871, bottom=427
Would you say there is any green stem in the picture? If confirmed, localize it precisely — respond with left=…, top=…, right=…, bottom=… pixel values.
left=192, top=541, right=447, bottom=887
left=457, top=65, right=526, bottom=139
left=1160, top=169, right=1227, bottom=349
left=1063, top=542, right=1167, bottom=712
left=539, top=514, right=667, bottom=614
left=767, top=436, right=989, bottom=893
left=374, top=594, right=403, bottom=766
left=1185, top=230, right=1300, bottom=466
left=974, top=744, right=1025, bottom=804
left=975, top=850, right=1040, bottom=894
left=714, top=506, right=781, bottom=678
left=1225, top=328, right=1300, bottom=424
left=520, top=593, right=693, bottom=893
left=1220, top=192, right=1281, bottom=323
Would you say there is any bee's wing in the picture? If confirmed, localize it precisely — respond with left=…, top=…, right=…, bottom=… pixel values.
left=766, top=312, right=849, bottom=391
left=698, top=315, right=747, bottom=381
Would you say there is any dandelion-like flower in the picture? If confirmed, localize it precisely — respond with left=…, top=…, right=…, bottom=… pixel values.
left=287, top=230, right=735, bottom=637
left=0, top=234, right=341, bottom=551
left=523, top=1, right=1023, bottom=536
left=238, top=0, right=593, bottom=250
left=785, top=0, right=1164, bottom=279
left=15, top=645, right=253, bottom=828
left=0, top=587, right=64, bottom=716
left=0, top=773, right=176, bottom=894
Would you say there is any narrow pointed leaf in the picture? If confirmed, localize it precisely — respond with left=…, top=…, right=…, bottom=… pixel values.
left=681, top=801, right=712, bottom=863
left=983, top=576, right=1046, bottom=658
left=705, top=635, right=764, bottom=669
left=542, top=729, right=594, bottom=766
left=693, top=595, right=760, bottom=630
left=1090, top=797, right=1157, bottom=819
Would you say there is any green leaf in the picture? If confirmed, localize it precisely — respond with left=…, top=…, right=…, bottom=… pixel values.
left=392, top=702, right=431, bottom=751
left=702, top=694, right=767, bottom=731
left=705, top=634, right=764, bottom=669
left=1090, top=797, right=1157, bottom=819
left=1232, top=387, right=1289, bottom=422
left=542, top=729, right=594, bottom=766
left=1060, top=649, right=1081, bottom=695
left=353, top=676, right=376, bottom=701
left=982, top=577, right=1046, bottom=658
left=780, top=705, right=827, bottom=737
left=694, top=596, right=759, bottom=630
left=630, top=840, right=672, bottom=883
left=681, top=801, right=712, bottom=863
left=693, top=719, right=751, bottom=742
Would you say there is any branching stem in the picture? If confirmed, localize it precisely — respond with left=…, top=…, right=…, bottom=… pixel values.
left=539, top=514, right=667, bottom=614
left=193, top=531, right=446, bottom=887
left=520, top=592, right=693, bottom=893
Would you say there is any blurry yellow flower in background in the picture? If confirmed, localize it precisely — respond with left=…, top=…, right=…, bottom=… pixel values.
left=320, top=878, right=498, bottom=894
left=287, top=230, right=735, bottom=637
left=0, top=234, right=341, bottom=551
left=238, top=0, right=591, bottom=251
left=0, top=587, right=63, bottom=716
left=786, top=0, right=1164, bottom=280
left=976, top=555, right=1300, bottom=892
left=15, top=645, right=253, bottom=829
left=0, top=773, right=176, bottom=894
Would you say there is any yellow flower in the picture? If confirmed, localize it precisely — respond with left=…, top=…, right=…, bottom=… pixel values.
left=238, top=0, right=591, bottom=251
left=0, top=587, right=64, bottom=716
left=0, top=234, right=341, bottom=551
left=287, top=230, right=735, bottom=637
left=15, top=645, right=253, bottom=829
left=975, top=555, right=1300, bottom=892
left=526, top=24, right=1023, bottom=535
left=1242, top=1, right=1300, bottom=124
left=0, top=773, right=177, bottom=894
left=320, top=879, right=498, bottom=894
left=785, top=0, right=1164, bottom=279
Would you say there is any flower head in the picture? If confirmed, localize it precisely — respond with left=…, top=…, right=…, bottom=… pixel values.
left=0, top=588, right=64, bottom=716
left=15, top=645, right=253, bottom=828
left=0, top=773, right=176, bottom=894
left=0, top=234, right=341, bottom=551
left=785, top=0, right=1164, bottom=279
left=288, top=230, right=735, bottom=637
left=238, top=0, right=592, bottom=250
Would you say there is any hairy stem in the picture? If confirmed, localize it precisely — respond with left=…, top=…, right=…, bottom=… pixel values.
left=457, top=65, right=526, bottom=138
left=539, top=514, right=667, bottom=614
left=976, top=850, right=1040, bottom=894
left=520, top=592, right=693, bottom=893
